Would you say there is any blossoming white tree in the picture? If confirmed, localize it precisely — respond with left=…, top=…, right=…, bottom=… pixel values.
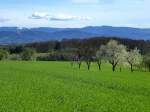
left=101, top=40, right=127, bottom=72
left=97, top=40, right=127, bottom=71
left=126, top=48, right=142, bottom=72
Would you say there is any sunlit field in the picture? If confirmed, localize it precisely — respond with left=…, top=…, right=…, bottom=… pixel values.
left=0, top=61, right=150, bottom=112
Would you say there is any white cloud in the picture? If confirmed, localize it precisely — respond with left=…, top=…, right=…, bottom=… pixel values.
left=49, top=14, right=90, bottom=21
left=29, top=12, right=49, bottom=19
left=30, top=12, right=90, bottom=21
left=0, top=17, right=9, bottom=23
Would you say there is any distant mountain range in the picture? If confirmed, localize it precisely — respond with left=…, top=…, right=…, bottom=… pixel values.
left=0, top=26, right=150, bottom=45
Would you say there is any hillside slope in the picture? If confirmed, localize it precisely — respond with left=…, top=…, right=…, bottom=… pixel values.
left=0, top=26, right=150, bottom=44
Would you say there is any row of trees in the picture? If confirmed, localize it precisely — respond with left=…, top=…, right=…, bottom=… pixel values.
left=4, top=37, right=150, bottom=55
left=75, top=40, right=149, bottom=72
left=1, top=38, right=150, bottom=72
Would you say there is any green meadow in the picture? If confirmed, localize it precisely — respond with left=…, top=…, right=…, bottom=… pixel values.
left=0, top=61, right=150, bottom=112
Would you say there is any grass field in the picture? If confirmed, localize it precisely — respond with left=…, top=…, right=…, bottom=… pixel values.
left=0, top=61, right=150, bottom=112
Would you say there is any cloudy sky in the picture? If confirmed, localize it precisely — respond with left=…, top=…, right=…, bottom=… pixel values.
left=0, top=0, right=150, bottom=28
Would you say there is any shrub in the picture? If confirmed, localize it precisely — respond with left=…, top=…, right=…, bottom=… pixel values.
left=143, top=53, right=150, bottom=72
left=36, top=52, right=73, bottom=61
left=0, top=49, right=9, bottom=60
left=9, top=54, right=21, bottom=60
left=21, top=48, right=36, bottom=61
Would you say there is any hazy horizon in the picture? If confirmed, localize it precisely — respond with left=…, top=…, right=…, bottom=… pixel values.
left=0, top=0, right=150, bottom=28
left=1, top=25, right=150, bottom=29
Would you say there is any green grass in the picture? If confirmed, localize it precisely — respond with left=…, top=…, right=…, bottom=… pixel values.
left=0, top=61, right=150, bottom=112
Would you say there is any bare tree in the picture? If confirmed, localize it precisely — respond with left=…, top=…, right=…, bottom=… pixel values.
left=74, top=49, right=83, bottom=69
left=83, top=47, right=94, bottom=70
left=126, top=48, right=142, bottom=72
left=96, top=45, right=106, bottom=70
left=77, top=54, right=82, bottom=70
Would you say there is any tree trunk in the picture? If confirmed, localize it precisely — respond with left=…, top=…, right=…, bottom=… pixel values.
left=131, top=64, right=133, bottom=72
left=97, top=61, right=101, bottom=71
left=149, top=65, right=150, bottom=72
left=110, top=61, right=118, bottom=72
left=78, top=62, right=81, bottom=69
left=87, top=61, right=91, bottom=70
left=88, top=64, right=90, bottom=70
left=112, top=65, right=116, bottom=72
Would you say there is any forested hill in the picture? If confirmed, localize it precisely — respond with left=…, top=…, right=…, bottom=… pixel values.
left=0, top=26, right=150, bottom=45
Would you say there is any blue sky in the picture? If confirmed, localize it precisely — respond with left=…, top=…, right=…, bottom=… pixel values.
left=0, top=0, right=150, bottom=28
